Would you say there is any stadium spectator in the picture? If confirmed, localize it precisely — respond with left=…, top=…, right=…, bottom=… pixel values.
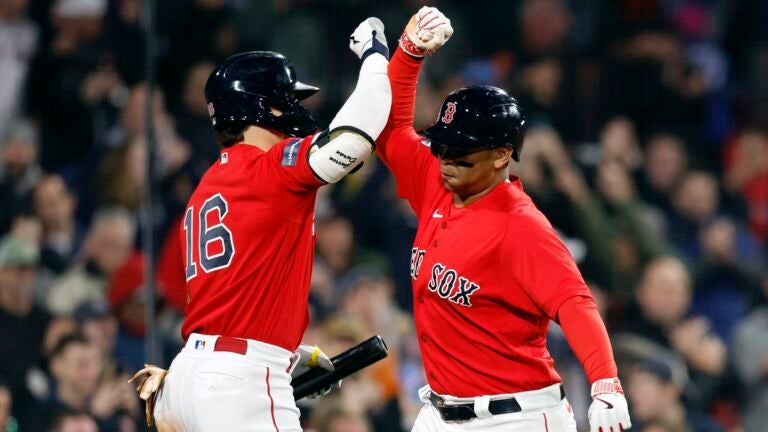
left=311, top=402, right=372, bottom=432
left=0, top=380, right=15, bottom=432
left=0, top=0, right=38, bottom=141
left=621, top=256, right=727, bottom=409
left=37, top=333, right=137, bottom=432
left=2, top=1, right=767, bottom=431
left=49, top=410, right=99, bottom=432
left=0, top=120, right=42, bottom=235
left=33, top=175, right=84, bottom=274
left=626, top=357, right=724, bottom=431
left=637, top=133, right=689, bottom=218
left=174, top=60, right=218, bottom=172
left=724, top=128, right=768, bottom=243
left=26, top=0, right=123, bottom=170
left=106, top=252, right=150, bottom=372
left=732, top=280, right=768, bottom=432
left=0, top=235, right=50, bottom=426
left=46, top=208, right=136, bottom=315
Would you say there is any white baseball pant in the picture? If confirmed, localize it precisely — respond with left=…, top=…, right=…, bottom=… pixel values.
left=154, top=333, right=301, bottom=432
left=412, top=383, right=577, bottom=432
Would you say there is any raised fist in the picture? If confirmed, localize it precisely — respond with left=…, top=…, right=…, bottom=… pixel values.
left=400, top=6, right=454, bottom=57
left=349, top=17, right=389, bottom=60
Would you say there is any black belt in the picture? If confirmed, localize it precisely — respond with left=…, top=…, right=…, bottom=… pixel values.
left=429, top=385, right=566, bottom=422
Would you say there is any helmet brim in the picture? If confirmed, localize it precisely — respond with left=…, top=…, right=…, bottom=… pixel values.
left=420, top=123, right=479, bottom=151
left=293, top=81, right=320, bottom=100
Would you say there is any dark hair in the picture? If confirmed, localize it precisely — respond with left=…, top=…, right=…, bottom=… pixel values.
left=49, top=332, right=90, bottom=360
left=216, top=123, right=248, bottom=148
left=50, top=409, right=98, bottom=432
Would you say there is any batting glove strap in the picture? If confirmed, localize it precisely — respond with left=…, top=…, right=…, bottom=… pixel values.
left=291, top=344, right=334, bottom=378
left=590, top=377, right=624, bottom=397
left=399, top=30, right=427, bottom=58
left=349, top=17, right=389, bottom=60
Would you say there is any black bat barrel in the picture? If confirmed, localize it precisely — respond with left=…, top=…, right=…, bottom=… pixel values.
left=292, top=335, right=388, bottom=400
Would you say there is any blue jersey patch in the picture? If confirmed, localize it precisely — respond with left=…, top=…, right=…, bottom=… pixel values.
left=281, top=139, right=302, bottom=167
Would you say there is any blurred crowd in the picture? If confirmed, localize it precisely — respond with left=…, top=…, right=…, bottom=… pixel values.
left=0, top=0, right=767, bottom=431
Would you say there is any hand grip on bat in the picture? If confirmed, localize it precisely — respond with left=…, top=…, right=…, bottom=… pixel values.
left=292, top=335, right=388, bottom=401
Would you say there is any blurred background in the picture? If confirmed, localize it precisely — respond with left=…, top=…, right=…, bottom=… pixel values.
left=0, top=0, right=767, bottom=431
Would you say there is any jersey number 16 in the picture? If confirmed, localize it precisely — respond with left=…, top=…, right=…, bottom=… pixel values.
left=183, top=193, right=235, bottom=281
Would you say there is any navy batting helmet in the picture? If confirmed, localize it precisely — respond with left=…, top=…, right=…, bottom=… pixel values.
left=205, top=51, right=319, bottom=137
left=421, top=85, right=527, bottom=161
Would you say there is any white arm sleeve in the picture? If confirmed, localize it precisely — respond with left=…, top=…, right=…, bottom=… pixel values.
left=308, top=53, right=391, bottom=183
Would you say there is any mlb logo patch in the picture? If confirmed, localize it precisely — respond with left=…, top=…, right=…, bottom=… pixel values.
left=207, top=102, right=215, bottom=117
left=194, top=340, right=206, bottom=350
left=281, top=139, right=301, bottom=166
left=220, top=152, right=229, bottom=164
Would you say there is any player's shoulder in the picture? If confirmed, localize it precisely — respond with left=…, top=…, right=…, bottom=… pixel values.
left=269, top=133, right=318, bottom=167
left=499, top=183, right=554, bottom=237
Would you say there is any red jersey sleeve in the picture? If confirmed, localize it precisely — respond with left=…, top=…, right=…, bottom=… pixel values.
left=503, top=212, right=592, bottom=320
left=263, top=135, right=325, bottom=193
left=376, top=48, right=438, bottom=214
left=557, top=296, right=618, bottom=383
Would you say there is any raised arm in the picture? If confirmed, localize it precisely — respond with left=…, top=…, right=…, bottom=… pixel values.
left=375, top=7, right=453, bottom=213
left=379, top=7, right=453, bottom=141
left=306, top=18, right=391, bottom=184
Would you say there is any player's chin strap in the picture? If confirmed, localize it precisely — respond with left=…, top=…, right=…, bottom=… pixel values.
left=130, top=364, right=169, bottom=427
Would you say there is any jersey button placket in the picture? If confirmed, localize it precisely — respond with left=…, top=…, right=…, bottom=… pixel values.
left=441, top=221, right=447, bottom=229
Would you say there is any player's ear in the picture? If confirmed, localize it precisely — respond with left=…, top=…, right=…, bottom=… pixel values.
left=493, top=147, right=513, bottom=170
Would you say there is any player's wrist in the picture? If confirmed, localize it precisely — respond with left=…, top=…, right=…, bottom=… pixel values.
left=362, top=35, right=389, bottom=61
left=590, top=377, right=624, bottom=397
left=399, top=30, right=427, bottom=58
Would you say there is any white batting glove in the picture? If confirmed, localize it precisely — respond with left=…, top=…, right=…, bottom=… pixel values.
left=291, top=344, right=334, bottom=377
left=349, top=17, right=389, bottom=60
left=291, top=344, right=341, bottom=398
left=588, top=378, right=632, bottom=431
left=400, top=6, right=454, bottom=57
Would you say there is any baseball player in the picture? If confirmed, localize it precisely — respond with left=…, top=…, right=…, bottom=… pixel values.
left=132, top=18, right=391, bottom=431
left=376, top=7, right=632, bottom=432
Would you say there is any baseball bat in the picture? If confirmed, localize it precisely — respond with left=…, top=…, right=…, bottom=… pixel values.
left=292, top=335, right=388, bottom=400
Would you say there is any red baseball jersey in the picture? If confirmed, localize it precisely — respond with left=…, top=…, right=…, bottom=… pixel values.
left=377, top=50, right=593, bottom=397
left=180, top=136, right=323, bottom=351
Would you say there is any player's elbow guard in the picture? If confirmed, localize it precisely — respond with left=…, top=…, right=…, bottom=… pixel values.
left=308, top=131, right=373, bottom=184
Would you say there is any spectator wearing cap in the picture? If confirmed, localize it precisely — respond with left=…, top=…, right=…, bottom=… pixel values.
left=106, top=252, right=170, bottom=372
left=0, top=235, right=51, bottom=430
left=72, top=301, right=118, bottom=372
left=626, top=357, right=724, bottom=431
left=33, top=175, right=84, bottom=274
left=106, top=252, right=145, bottom=372
left=46, top=207, right=136, bottom=316
left=0, top=120, right=42, bottom=235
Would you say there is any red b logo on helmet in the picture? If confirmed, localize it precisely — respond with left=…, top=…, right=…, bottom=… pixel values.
left=441, top=102, right=457, bottom=124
